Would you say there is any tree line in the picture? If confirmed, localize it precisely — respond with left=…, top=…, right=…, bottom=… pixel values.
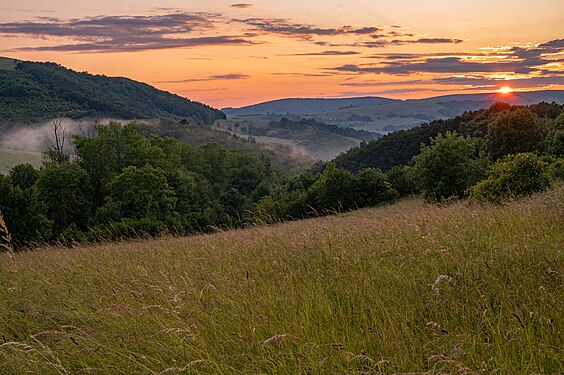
left=1, top=102, right=563, bottom=250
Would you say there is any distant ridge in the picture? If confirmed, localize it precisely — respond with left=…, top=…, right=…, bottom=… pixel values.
left=0, top=56, right=225, bottom=124
left=223, top=90, right=564, bottom=133
left=222, top=96, right=397, bottom=116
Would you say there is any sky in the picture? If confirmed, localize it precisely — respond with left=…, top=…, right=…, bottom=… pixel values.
left=0, top=0, right=563, bottom=108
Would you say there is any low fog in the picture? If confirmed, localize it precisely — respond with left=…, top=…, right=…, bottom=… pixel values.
left=0, top=118, right=116, bottom=153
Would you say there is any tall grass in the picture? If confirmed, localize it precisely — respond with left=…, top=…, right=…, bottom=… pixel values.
left=0, top=187, right=562, bottom=374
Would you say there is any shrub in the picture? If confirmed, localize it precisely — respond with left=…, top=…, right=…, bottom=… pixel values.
left=470, top=153, right=552, bottom=202
left=386, top=165, right=418, bottom=197
left=412, top=131, right=488, bottom=201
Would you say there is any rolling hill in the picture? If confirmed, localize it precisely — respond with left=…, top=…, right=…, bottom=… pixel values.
left=222, top=96, right=397, bottom=116
left=0, top=57, right=225, bottom=124
left=225, top=90, right=564, bottom=133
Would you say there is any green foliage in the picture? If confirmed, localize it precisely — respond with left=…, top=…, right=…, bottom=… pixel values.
left=258, top=163, right=398, bottom=221
left=36, top=163, right=93, bottom=234
left=487, top=107, right=548, bottom=159
left=355, top=168, right=399, bottom=206
left=0, top=61, right=225, bottom=124
left=470, top=153, right=552, bottom=202
left=544, top=111, right=564, bottom=156
left=0, top=173, right=52, bottom=247
left=335, top=102, right=563, bottom=172
left=98, top=165, right=177, bottom=222
left=74, top=122, right=165, bottom=206
left=412, top=131, right=488, bottom=201
left=9, top=163, right=38, bottom=190
left=386, top=165, right=418, bottom=197
left=308, top=163, right=359, bottom=212
left=551, top=156, right=564, bottom=180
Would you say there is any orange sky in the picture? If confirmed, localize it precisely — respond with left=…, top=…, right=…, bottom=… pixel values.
left=0, top=0, right=563, bottom=108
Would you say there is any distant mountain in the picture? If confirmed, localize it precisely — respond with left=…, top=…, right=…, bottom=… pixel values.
left=0, top=57, right=225, bottom=124
left=224, top=91, right=564, bottom=133
left=222, top=97, right=397, bottom=116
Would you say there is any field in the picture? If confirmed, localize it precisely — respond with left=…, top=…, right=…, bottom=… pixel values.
left=0, top=187, right=562, bottom=374
left=0, top=148, right=43, bottom=174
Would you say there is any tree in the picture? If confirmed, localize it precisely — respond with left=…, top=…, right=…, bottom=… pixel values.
left=36, top=163, right=93, bottom=234
left=97, top=165, right=176, bottom=223
left=74, top=122, right=164, bottom=208
left=0, top=174, right=52, bottom=248
left=471, top=153, right=552, bottom=202
left=355, top=168, right=398, bottom=206
left=544, top=111, right=564, bottom=156
left=386, top=165, right=418, bottom=197
left=43, top=119, right=70, bottom=165
left=9, top=163, right=39, bottom=190
left=412, top=132, right=488, bottom=201
left=307, top=163, right=358, bottom=212
left=487, top=108, right=548, bottom=159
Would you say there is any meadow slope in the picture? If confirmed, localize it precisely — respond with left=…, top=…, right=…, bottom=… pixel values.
left=0, top=187, right=563, bottom=374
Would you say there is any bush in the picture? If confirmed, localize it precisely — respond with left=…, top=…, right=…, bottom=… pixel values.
left=386, top=165, right=418, bottom=197
left=412, top=131, right=488, bottom=201
left=470, top=153, right=552, bottom=202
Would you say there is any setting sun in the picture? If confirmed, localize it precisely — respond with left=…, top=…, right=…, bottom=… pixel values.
left=499, top=86, right=514, bottom=94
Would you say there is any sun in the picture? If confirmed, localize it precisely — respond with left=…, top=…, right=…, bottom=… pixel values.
left=498, top=86, right=513, bottom=94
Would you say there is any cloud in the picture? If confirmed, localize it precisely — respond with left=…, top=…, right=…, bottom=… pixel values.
left=230, top=3, right=254, bottom=8
left=158, top=73, right=250, bottom=83
left=328, top=39, right=564, bottom=76
left=271, top=72, right=332, bottom=77
left=339, top=79, right=425, bottom=87
left=310, top=37, right=466, bottom=49
left=234, top=17, right=381, bottom=38
left=280, top=50, right=361, bottom=56
left=432, top=74, right=564, bottom=88
left=0, top=11, right=467, bottom=55
left=409, top=38, right=465, bottom=44
left=0, top=12, right=256, bottom=52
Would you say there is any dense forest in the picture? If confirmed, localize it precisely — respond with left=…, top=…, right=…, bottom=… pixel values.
left=335, top=102, right=564, bottom=171
left=0, top=58, right=225, bottom=124
left=1, top=102, right=563, bottom=250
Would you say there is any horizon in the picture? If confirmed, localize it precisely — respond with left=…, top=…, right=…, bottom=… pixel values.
left=1, top=1, right=562, bottom=107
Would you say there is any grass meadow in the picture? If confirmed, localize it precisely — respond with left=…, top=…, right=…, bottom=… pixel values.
left=0, top=187, right=562, bottom=374
left=0, top=148, right=43, bottom=175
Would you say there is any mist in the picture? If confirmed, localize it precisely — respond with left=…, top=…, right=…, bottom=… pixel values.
left=0, top=118, right=115, bottom=153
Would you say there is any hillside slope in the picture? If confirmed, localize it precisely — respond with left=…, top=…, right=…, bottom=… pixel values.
left=0, top=186, right=562, bottom=373
left=0, top=57, right=225, bottom=124
left=335, top=101, right=564, bottom=172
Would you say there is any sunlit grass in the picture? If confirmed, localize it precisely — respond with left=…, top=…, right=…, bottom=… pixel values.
left=0, top=187, right=562, bottom=374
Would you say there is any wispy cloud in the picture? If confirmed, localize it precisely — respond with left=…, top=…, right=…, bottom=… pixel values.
left=230, top=3, right=254, bottom=9
left=234, top=18, right=382, bottom=38
left=0, top=12, right=256, bottom=52
left=158, top=73, right=250, bottom=83
left=0, top=11, right=466, bottom=54
left=279, top=50, right=361, bottom=56
left=328, top=39, right=564, bottom=77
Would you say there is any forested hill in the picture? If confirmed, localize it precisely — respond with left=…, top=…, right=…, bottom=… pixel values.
left=334, top=101, right=564, bottom=172
left=0, top=57, right=225, bottom=124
